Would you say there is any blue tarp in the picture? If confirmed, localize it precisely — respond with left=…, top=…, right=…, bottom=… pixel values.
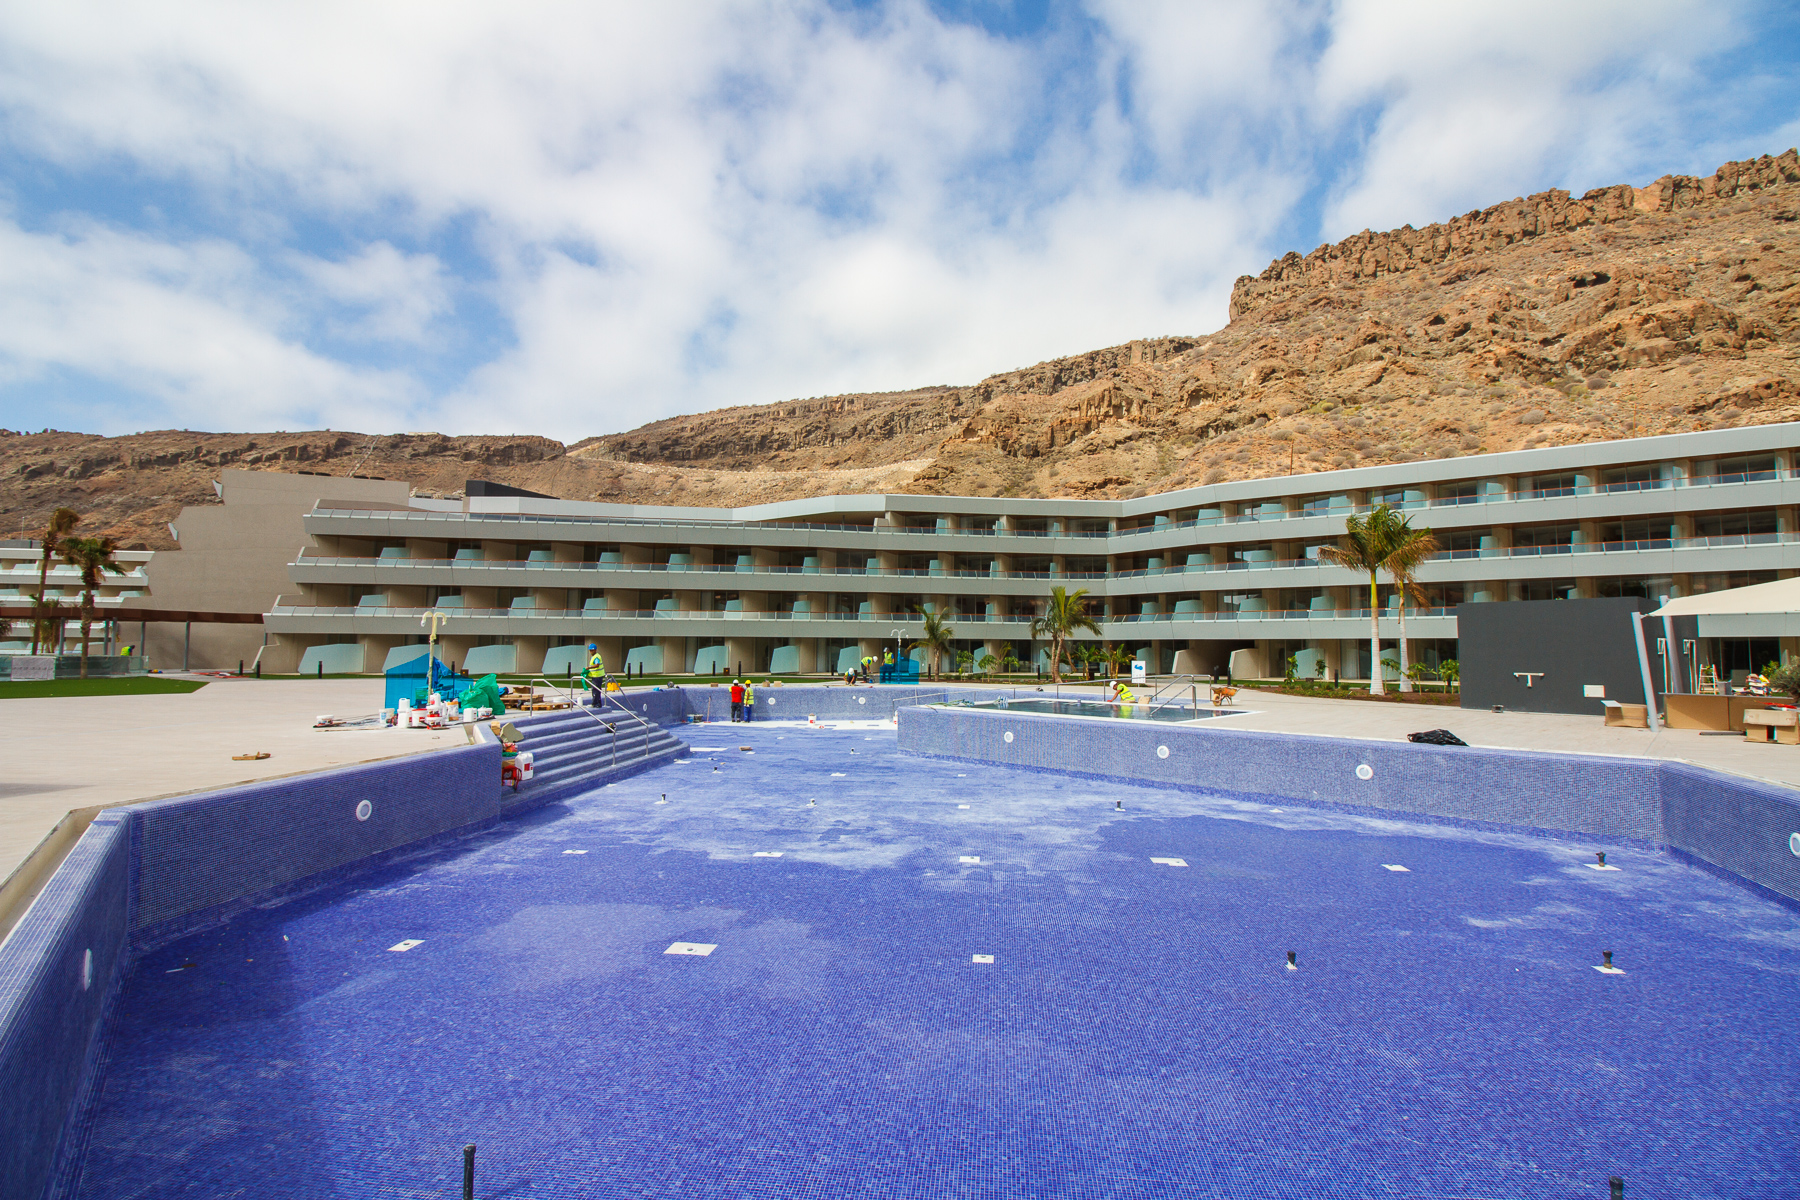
left=383, top=653, right=469, bottom=710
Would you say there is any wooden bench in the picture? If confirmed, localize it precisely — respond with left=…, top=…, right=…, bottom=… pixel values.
left=1602, top=701, right=1648, bottom=729
left=1742, top=708, right=1799, bottom=744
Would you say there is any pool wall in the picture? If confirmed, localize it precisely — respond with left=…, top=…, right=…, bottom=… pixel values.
left=0, top=814, right=130, bottom=1200
left=898, top=706, right=1800, bottom=905
left=0, top=731, right=662, bottom=1200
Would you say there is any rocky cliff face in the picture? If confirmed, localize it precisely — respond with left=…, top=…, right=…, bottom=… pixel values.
left=579, top=149, right=1800, bottom=499
left=4, top=150, right=1798, bottom=547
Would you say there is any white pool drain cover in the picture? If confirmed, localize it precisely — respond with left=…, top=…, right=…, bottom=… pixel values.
left=1355, top=764, right=1374, bottom=781
left=355, top=800, right=373, bottom=821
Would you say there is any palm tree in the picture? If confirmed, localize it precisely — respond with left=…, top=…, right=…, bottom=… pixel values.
left=910, top=607, right=956, bottom=679
left=1103, top=643, right=1134, bottom=679
left=58, top=535, right=126, bottom=678
left=1030, top=586, right=1101, bottom=683
left=31, top=507, right=80, bottom=654
left=1316, top=505, right=1403, bottom=695
left=32, top=599, right=74, bottom=657
left=1380, top=514, right=1440, bottom=693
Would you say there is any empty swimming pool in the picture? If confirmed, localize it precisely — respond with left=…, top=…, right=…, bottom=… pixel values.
left=59, top=726, right=1800, bottom=1198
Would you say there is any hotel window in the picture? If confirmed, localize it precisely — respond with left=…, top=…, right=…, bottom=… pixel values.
left=1692, top=510, right=1777, bottom=538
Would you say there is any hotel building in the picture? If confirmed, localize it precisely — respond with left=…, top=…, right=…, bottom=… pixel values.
left=253, top=424, right=1800, bottom=683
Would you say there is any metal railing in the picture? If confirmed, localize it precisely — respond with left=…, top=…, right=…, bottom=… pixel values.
left=290, top=529, right=1796, bottom=586
left=266, top=603, right=1464, bottom=625
left=305, top=464, right=1794, bottom=541
left=525, top=676, right=657, bottom=766
left=1143, top=674, right=1210, bottom=717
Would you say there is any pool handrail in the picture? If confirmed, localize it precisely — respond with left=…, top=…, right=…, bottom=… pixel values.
left=526, top=675, right=659, bottom=738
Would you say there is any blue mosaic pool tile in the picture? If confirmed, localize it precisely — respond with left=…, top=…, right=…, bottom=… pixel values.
left=0, top=814, right=131, bottom=1200
left=1660, top=760, right=1800, bottom=906
left=129, top=741, right=503, bottom=946
left=11, top=693, right=1800, bottom=1199
left=898, top=706, right=1668, bottom=841
left=52, top=726, right=1800, bottom=1199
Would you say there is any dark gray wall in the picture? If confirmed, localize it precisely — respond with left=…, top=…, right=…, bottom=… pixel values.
left=1458, top=597, right=1654, bottom=714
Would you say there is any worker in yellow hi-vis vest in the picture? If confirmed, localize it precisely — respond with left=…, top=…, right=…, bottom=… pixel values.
left=1110, top=680, right=1138, bottom=713
left=742, top=678, right=756, bottom=722
left=584, top=643, right=609, bottom=705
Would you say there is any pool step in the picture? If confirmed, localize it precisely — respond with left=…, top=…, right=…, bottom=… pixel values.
left=508, top=708, right=688, bottom=798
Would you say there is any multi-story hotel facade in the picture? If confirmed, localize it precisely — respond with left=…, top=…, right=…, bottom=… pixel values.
left=0, top=542, right=155, bottom=654
left=263, top=424, right=1800, bottom=682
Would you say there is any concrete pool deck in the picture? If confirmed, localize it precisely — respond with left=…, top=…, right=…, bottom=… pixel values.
left=0, top=677, right=466, bottom=881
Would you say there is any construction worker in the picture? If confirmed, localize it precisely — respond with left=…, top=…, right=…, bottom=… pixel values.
left=742, top=677, right=756, bottom=722
left=1110, top=679, right=1138, bottom=711
left=729, top=679, right=745, bottom=721
left=881, top=648, right=895, bottom=682
left=583, top=643, right=609, bottom=705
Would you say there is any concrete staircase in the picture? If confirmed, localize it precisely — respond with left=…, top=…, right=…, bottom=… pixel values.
left=510, top=705, right=688, bottom=798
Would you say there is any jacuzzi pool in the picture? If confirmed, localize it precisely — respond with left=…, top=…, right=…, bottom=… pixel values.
left=955, top=696, right=1244, bottom=722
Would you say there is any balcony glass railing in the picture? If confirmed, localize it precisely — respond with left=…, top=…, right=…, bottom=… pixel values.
left=291, top=530, right=1793, bottom=587
left=309, top=464, right=1792, bottom=543
left=268, top=604, right=1457, bottom=624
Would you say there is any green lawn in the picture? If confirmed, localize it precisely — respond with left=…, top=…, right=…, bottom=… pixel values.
left=0, top=677, right=209, bottom=700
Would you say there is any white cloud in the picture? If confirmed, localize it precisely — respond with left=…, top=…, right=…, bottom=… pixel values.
left=0, top=0, right=1784, bottom=440
left=1314, top=0, right=1745, bottom=233
left=0, top=218, right=416, bottom=428
left=288, top=243, right=450, bottom=344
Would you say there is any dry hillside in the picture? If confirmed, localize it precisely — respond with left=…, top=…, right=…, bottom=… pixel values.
left=4, top=149, right=1798, bottom=549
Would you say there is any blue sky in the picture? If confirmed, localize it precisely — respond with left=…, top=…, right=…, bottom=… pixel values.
left=0, top=0, right=1794, bottom=442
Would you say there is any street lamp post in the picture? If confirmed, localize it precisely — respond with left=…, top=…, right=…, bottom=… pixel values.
left=421, top=610, right=450, bottom=693
left=891, top=627, right=903, bottom=681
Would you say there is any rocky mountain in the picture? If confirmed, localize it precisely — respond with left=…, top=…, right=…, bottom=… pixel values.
left=4, top=149, right=1797, bottom=549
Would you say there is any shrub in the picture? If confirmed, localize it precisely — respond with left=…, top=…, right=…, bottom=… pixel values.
left=1768, top=663, right=1800, bottom=699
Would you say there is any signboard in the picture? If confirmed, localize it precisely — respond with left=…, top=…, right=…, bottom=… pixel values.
left=1130, top=659, right=1147, bottom=685
left=10, top=655, right=54, bottom=681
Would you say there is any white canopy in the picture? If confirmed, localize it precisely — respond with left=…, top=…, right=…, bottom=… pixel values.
left=1648, top=577, right=1800, bottom=618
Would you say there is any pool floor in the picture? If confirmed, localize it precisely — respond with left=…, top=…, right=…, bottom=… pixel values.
left=66, top=727, right=1800, bottom=1198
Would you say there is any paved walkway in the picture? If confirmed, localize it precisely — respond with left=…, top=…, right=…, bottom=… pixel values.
left=1, top=677, right=459, bottom=880
left=1208, top=686, right=1800, bottom=789
left=996, top=679, right=1800, bottom=790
